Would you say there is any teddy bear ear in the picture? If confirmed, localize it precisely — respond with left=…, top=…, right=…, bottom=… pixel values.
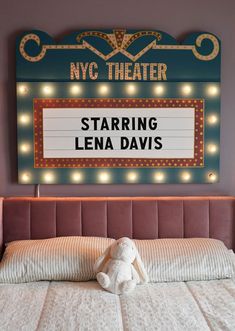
left=93, top=245, right=112, bottom=273
left=133, top=245, right=149, bottom=284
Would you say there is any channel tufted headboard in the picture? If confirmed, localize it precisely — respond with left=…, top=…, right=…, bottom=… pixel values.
left=0, top=197, right=235, bottom=252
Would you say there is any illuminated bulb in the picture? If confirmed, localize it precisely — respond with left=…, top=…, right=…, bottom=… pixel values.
left=18, top=113, right=31, bottom=126
left=43, top=172, right=55, bottom=183
left=207, top=85, right=219, bottom=97
left=21, top=172, right=31, bottom=183
left=98, top=171, right=111, bottom=183
left=181, top=171, right=191, bottom=182
left=207, top=143, right=218, bottom=154
left=207, top=114, right=218, bottom=125
left=71, top=171, right=83, bottom=183
left=19, top=142, right=31, bottom=154
left=18, top=84, right=29, bottom=95
left=126, top=84, right=137, bottom=95
left=126, top=171, right=138, bottom=182
left=208, top=172, right=217, bottom=182
left=70, top=84, right=82, bottom=95
left=153, top=172, right=165, bottom=182
left=154, top=84, right=165, bottom=96
left=42, top=85, right=54, bottom=95
left=98, top=84, right=110, bottom=96
left=181, top=84, right=192, bottom=95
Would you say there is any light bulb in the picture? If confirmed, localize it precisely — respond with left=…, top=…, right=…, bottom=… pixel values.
left=207, top=85, right=219, bottom=97
left=208, top=172, right=217, bottom=182
left=153, top=84, right=165, bottom=96
left=181, top=84, right=192, bottom=96
left=181, top=171, right=191, bottom=182
left=71, top=171, right=83, bottom=183
left=43, top=171, right=55, bottom=183
left=207, top=114, right=218, bottom=125
left=126, top=171, right=138, bottom=182
left=207, top=143, right=218, bottom=154
left=126, top=84, right=137, bottom=95
left=70, top=84, right=82, bottom=95
left=18, top=84, right=29, bottom=95
left=42, top=85, right=54, bottom=96
left=98, top=171, right=111, bottom=183
left=18, top=113, right=31, bottom=126
left=153, top=172, right=165, bottom=182
left=19, top=142, right=31, bottom=154
left=20, top=172, right=31, bottom=183
left=98, top=84, right=110, bottom=96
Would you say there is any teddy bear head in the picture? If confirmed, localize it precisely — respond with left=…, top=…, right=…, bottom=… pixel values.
left=110, top=237, right=136, bottom=263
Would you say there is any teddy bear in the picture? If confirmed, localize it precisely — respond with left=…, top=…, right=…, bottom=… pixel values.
left=93, top=237, right=149, bottom=295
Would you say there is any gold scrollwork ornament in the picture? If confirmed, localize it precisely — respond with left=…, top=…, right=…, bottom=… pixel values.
left=19, top=32, right=219, bottom=62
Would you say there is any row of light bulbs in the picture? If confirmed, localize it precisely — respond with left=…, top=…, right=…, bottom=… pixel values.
left=18, top=83, right=220, bottom=97
left=20, top=169, right=218, bottom=184
left=18, top=82, right=219, bottom=184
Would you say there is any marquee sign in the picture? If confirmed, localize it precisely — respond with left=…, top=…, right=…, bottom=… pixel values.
left=16, top=29, right=220, bottom=184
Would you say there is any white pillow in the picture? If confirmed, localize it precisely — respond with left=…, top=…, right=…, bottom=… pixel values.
left=229, top=249, right=235, bottom=274
left=0, top=236, right=114, bottom=283
left=134, top=238, right=235, bottom=282
left=0, top=237, right=234, bottom=284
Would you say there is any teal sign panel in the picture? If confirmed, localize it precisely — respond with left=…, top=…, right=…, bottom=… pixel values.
left=16, top=29, right=220, bottom=184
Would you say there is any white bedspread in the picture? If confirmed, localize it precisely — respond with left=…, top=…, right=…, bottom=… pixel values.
left=0, top=278, right=235, bottom=331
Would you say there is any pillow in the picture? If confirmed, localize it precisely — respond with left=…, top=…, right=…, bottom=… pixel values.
left=229, top=249, right=235, bottom=273
left=0, top=236, right=114, bottom=283
left=0, top=237, right=234, bottom=284
left=134, top=238, right=235, bottom=282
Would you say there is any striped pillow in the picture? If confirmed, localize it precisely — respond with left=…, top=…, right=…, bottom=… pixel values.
left=0, top=236, right=114, bottom=283
left=134, top=238, right=235, bottom=282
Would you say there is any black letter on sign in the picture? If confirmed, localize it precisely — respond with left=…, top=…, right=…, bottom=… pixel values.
left=81, top=118, right=89, bottom=130
left=154, top=137, right=162, bottom=150
left=75, top=137, right=83, bottom=150
left=121, top=137, right=129, bottom=149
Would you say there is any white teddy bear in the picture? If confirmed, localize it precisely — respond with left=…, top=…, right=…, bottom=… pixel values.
left=94, top=237, right=149, bottom=295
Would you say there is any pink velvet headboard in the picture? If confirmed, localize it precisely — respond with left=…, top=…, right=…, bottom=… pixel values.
left=0, top=197, right=235, bottom=252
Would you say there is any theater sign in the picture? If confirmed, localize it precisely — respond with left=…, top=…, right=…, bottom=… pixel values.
left=16, top=29, right=220, bottom=184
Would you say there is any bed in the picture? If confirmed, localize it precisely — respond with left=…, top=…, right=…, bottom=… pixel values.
left=0, top=196, right=235, bottom=331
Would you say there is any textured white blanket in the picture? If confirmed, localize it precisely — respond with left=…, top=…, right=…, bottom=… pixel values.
left=0, top=279, right=235, bottom=331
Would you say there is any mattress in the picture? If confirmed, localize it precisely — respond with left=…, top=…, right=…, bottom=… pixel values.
left=0, top=278, right=235, bottom=331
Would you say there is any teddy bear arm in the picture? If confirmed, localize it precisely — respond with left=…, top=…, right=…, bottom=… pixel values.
left=101, top=259, right=111, bottom=273
left=131, top=265, right=140, bottom=283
